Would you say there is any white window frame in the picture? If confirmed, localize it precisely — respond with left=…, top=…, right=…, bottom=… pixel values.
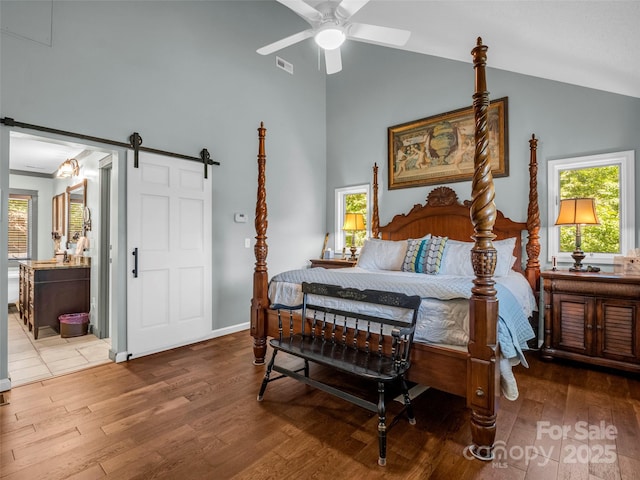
left=335, top=184, right=370, bottom=253
left=547, top=150, right=635, bottom=265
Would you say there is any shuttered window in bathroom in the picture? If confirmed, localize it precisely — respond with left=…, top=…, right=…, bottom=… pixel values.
left=8, top=191, right=37, bottom=265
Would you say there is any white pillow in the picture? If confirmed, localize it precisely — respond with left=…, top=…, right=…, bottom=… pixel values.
left=357, top=239, right=408, bottom=271
left=439, top=237, right=517, bottom=277
left=494, top=237, right=518, bottom=276
left=439, top=241, right=474, bottom=276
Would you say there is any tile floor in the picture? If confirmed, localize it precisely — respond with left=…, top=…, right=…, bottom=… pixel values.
left=7, top=305, right=112, bottom=387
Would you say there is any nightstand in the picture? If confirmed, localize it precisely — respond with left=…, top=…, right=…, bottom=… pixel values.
left=309, top=259, right=357, bottom=269
left=541, top=270, right=640, bottom=373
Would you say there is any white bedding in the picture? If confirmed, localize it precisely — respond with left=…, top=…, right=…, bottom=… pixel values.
left=268, top=267, right=537, bottom=400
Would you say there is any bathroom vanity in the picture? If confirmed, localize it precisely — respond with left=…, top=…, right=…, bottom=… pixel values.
left=18, top=260, right=91, bottom=339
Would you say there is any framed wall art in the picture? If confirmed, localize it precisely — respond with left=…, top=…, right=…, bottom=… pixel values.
left=387, top=97, right=508, bottom=190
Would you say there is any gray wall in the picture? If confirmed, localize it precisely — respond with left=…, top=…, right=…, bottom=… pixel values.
left=326, top=42, right=640, bottom=265
left=1, top=1, right=327, bottom=384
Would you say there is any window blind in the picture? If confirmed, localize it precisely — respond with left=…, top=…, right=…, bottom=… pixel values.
left=8, top=194, right=31, bottom=260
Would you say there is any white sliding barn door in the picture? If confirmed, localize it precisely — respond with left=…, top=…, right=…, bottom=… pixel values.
left=127, top=150, right=212, bottom=358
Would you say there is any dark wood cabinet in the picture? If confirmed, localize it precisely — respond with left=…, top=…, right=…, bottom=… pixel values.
left=541, top=270, right=640, bottom=373
left=309, top=259, right=357, bottom=269
left=18, top=261, right=91, bottom=340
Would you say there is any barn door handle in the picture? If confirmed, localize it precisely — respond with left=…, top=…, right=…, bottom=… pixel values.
left=132, top=248, right=139, bottom=278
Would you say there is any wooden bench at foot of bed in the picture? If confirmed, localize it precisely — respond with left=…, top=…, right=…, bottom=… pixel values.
left=258, top=282, right=422, bottom=466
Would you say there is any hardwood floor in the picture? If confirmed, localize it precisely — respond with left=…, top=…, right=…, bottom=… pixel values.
left=1, top=330, right=639, bottom=479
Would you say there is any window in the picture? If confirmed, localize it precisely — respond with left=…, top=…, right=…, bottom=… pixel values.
left=68, top=194, right=84, bottom=241
left=335, top=184, right=370, bottom=255
left=547, top=150, right=635, bottom=265
left=8, top=189, right=38, bottom=266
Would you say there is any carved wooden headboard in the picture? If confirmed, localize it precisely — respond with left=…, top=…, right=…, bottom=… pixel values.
left=376, top=186, right=527, bottom=274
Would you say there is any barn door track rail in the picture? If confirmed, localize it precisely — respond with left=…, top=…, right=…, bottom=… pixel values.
left=1, top=117, right=220, bottom=178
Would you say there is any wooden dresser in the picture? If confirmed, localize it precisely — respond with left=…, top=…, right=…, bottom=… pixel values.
left=541, top=270, right=640, bottom=373
left=18, top=260, right=91, bottom=340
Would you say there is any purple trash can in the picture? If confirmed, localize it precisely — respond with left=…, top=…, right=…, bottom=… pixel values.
left=59, top=313, right=90, bottom=338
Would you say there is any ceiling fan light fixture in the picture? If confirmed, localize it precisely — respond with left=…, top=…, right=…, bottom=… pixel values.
left=314, top=26, right=346, bottom=50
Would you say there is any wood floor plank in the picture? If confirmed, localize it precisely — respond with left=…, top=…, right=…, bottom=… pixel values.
left=611, top=396, right=640, bottom=460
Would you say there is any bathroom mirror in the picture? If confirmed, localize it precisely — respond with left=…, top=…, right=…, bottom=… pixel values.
left=66, top=179, right=87, bottom=248
left=52, top=192, right=66, bottom=237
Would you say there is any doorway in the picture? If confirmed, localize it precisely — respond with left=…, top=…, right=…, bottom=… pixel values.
left=6, top=131, right=116, bottom=386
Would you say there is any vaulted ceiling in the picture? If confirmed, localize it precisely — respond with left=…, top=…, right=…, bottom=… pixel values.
left=306, top=0, right=639, bottom=98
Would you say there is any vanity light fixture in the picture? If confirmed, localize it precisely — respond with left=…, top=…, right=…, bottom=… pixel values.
left=57, top=158, right=79, bottom=178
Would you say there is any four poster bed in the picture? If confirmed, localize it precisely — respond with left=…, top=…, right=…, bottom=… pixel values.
left=250, top=38, right=541, bottom=460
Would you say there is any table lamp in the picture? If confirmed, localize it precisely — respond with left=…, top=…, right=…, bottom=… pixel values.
left=343, top=213, right=365, bottom=261
left=554, top=198, right=600, bottom=271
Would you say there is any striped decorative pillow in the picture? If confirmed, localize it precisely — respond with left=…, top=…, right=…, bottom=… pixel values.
left=402, top=235, right=447, bottom=274
left=424, top=236, right=447, bottom=274
left=402, top=237, right=430, bottom=273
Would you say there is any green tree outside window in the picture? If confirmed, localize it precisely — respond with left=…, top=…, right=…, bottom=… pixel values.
left=559, top=165, right=620, bottom=254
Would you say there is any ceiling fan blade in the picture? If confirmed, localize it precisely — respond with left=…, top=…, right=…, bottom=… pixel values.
left=325, top=48, right=342, bottom=75
left=337, top=0, right=370, bottom=19
left=257, top=29, right=314, bottom=55
left=348, top=22, right=411, bottom=47
left=277, top=0, right=322, bottom=24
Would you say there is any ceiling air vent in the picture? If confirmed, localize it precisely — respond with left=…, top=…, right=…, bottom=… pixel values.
left=276, top=56, right=293, bottom=75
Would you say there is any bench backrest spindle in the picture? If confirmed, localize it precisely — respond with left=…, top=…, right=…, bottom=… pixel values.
left=352, top=318, right=359, bottom=350
left=277, top=309, right=283, bottom=341
left=321, top=311, right=328, bottom=341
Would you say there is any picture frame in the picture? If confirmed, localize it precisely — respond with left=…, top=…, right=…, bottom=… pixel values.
left=387, top=97, right=508, bottom=190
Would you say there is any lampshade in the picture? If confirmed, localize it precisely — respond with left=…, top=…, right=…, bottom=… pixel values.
left=555, top=198, right=600, bottom=226
left=314, top=26, right=346, bottom=50
left=57, top=158, right=79, bottom=178
left=343, top=213, right=365, bottom=231
left=555, top=197, right=600, bottom=272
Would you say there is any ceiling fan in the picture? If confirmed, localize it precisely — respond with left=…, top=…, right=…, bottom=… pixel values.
left=257, top=0, right=411, bottom=74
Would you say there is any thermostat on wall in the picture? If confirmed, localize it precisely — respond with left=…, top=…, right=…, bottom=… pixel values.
left=234, top=213, right=247, bottom=223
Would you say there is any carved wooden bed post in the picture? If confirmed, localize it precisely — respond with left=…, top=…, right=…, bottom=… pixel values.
left=467, top=37, right=498, bottom=460
left=251, top=122, right=268, bottom=365
left=372, top=163, right=380, bottom=238
left=525, top=134, right=541, bottom=292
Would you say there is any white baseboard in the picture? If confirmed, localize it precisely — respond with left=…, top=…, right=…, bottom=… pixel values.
left=119, top=322, right=250, bottom=361
left=212, top=322, right=249, bottom=338
left=0, top=377, right=12, bottom=392
left=111, top=351, right=129, bottom=363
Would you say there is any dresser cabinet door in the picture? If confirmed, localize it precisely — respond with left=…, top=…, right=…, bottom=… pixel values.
left=596, top=298, right=640, bottom=363
left=552, top=293, right=595, bottom=356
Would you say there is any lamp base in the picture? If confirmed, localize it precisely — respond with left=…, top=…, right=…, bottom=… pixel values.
left=349, top=245, right=357, bottom=261
left=570, top=249, right=586, bottom=272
